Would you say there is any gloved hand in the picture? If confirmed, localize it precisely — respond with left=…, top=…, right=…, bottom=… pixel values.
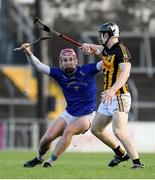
left=21, top=43, right=33, bottom=56
left=81, top=43, right=97, bottom=55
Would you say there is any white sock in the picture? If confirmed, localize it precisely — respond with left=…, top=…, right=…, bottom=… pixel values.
left=47, top=154, right=57, bottom=165
left=47, top=158, right=54, bottom=165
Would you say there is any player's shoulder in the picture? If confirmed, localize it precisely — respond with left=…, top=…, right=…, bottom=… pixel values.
left=115, top=41, right=131, bottom=59
left=81, top=63, right=97, bottom=69
left=80, top=63, right=98, bottom=75
left=50, top=66, right=63, bottom=76
left=50, top=66, right=62, bottom=72
left=112, top=41, right=127, bottom=52
left=118, top=41, right=128, bottom=51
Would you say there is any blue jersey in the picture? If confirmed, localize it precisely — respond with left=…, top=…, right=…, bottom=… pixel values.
left=49, top=63, right=99, bottom=116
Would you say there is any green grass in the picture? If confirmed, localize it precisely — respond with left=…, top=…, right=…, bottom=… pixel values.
left=0, top=151, right=155, bottom=179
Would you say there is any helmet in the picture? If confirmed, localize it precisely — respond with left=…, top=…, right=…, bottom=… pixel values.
left=98, top=22, right=119, bottom=37
left=59, top=48, right=77, bottom=60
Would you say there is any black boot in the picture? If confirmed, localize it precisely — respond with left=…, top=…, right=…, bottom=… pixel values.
left=131, top=163, right=144, bottom=169
left=108, top=154, right=130, bottom=167
left=43, top=162, right=52, bottom=168
left=23, top=157, right=43, bottom=167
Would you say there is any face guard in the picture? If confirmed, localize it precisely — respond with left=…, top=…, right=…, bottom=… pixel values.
left=59, top=48, right=77, bottom=74
left=97, top=32, right=109, bottom=45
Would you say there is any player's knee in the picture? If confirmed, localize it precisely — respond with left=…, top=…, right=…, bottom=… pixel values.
left=91, top=126, right=99, bottom=136
left=40, top=135, right=51, bottom=145
left=113, top=128, right=123, bottom=139
left=64, top=127, right=74, bottom=137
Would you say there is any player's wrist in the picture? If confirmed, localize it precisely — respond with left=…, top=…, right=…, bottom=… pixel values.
left=110, top=87, right=117, bottom=94
left=95, top=48, right=102, bottom=56
left=26, top=51, right=33, bottom=56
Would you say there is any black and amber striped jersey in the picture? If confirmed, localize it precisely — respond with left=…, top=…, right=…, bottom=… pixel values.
left=102, top=41, right=131, bottom=95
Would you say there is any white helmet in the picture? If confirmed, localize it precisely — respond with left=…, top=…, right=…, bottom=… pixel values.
left=97, top=22, right=119, bottom=44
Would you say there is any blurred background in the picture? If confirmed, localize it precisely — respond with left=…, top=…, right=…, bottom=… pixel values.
left=0, top=0, right=155, bottom=152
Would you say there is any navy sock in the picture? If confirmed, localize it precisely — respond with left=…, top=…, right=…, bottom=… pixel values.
left=113, top=145, right=125, bottom=157
left=51, top=154, right=57, bottom=161
left=132, top=158, right=141, bottom=165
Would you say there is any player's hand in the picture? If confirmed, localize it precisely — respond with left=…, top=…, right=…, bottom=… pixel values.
left=80, top=43, right=97, bottom=55
left=21, top=43, right=33, bottom=55
left=100, top=89, right=116, bottom=105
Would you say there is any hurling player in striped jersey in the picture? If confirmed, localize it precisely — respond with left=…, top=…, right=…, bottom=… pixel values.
left=81, top=22, right=144, bottom=169
left=21, top=44, right=102, bottom=168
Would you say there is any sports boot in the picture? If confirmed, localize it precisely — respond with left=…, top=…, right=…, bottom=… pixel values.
left=131, top=163, right=144, bottom=169
left=23, top=157, right=43, bottom=167
left=108, top=154, right=130, bottom=167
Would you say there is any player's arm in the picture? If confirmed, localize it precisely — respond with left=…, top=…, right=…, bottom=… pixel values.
left=110, top=62, right=131, bottom=92
left=80, top=43, right=103, bottom=71
left=81, top=43, right=104, bottom=56
left=101, top=62, right=131, bottom=104
left=21, top=43, right=50, bottom=75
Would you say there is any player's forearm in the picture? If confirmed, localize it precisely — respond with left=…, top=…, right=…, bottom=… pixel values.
left=81, top=43, right=103, bottom=56
left=111, top=71, right=130, bottom=93
left=26, top=54, right=50, bottom=75
left=89, top=44, right=103, bottom=50
left=93, top=44, right=104, bottom=55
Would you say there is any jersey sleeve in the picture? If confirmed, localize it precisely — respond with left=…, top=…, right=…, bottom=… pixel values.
left=116, top=44, right=132, bottom=64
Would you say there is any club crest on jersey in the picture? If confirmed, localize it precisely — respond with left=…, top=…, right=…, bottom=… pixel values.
left=103, top=54, right=115, bottom=71
left=66, top=81, right=76, bottom=88
left=103, top=62, right=111, bottom=70
left=74, top=86, right=79, bottom=91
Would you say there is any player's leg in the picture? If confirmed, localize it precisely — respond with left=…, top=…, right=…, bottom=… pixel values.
left=112, top=112, right=144, bottom=168
left=38, top=117, right=67, bottom=158
left=23, top=117, right=67, bottom=167
left=91, top=112, right=119, bottom=148
left=109, top=93, right=143, bottom=168
left=43, top=115, right=91, bottom=167
left=91, top=105, right=129, bottom=167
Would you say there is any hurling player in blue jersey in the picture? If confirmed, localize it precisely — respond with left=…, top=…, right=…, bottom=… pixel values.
left=21, top=44, right=102, bottom=168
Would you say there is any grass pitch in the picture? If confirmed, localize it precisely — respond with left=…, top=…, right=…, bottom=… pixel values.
left=0, top=151, right=155, bottom=179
